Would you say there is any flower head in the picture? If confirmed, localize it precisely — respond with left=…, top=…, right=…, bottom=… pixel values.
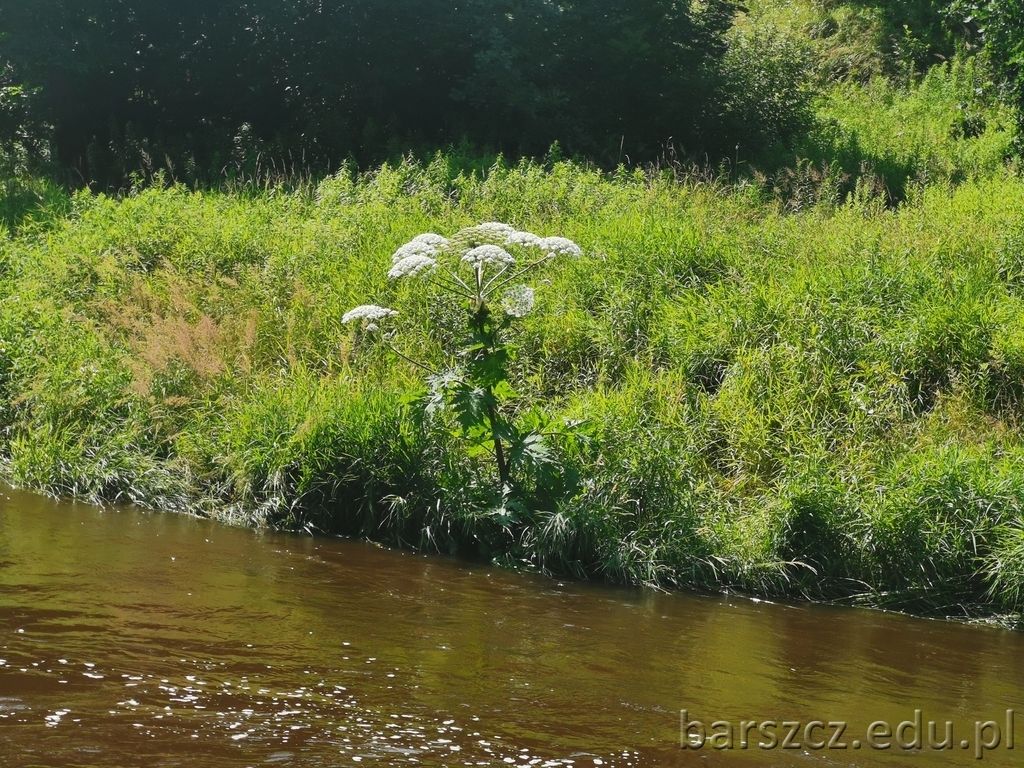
left=538, top=236, right=581, bottom=258
left=453, top=222, right=516, bottom=248
left=411, top=232, right=450, bottom=249
left=462, top=244, right=515, bottom=267
left=505, top=230, right=543, bottom=248
left=501, top=285, right=535, bottom=318
left=388, top=253, right=437, bottom=279
left=391, top=239, right=439, bottom=265
left=342, top=304, right=397, bottom=327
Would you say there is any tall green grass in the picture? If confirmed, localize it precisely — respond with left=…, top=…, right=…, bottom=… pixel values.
left=734, top=1, right=1018, bottom=200
left=2, top=156, right=1024, bottom=621
left=812, top=57, right=1018, bottom=190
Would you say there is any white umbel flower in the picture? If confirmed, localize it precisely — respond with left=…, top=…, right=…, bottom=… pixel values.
left=501, top=285, right=535, bottom=317
left=411, top=233, right=450, bottom=249
left=391, top=239, right=439, bottom=265
left=388, top=253, right=437, bottom=279
left=462, top=244, right=515, bottom=267
left=538, top=236, right=581, bottom=257
left=505, top=230, right=543, bottom=247
left=453, top=221, right=516, bottom=248
left=342, top=304, right=397, bottom=325
left=473, top=221, right=515, bottom=236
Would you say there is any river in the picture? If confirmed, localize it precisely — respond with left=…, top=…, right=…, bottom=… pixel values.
left=1, top=487, right=1022, bottom=766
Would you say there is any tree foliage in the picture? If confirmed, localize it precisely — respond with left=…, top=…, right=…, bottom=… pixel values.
left=954, top=1, right=1024, bottom=124
left=0, top=0, right=753, bottom=182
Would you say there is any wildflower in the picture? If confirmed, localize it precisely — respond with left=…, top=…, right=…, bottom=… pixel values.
left=473, top=221, right=515, bottom=236
left=391, top=239, right=439, bottom=265
left=538, top=236, right=581, bottom=258
left=388, top=253, right=437, bottom=279
left=342, top=304, right=397, bottom=325
left=501, top=285, right=535, bottom=317
left=453, top=221, right=516, bottom=248
left=411, top=233, right=450, bottom=249
left=462, top=244, right=515, bottom=267
left=505, top=230, right=543, bottom=247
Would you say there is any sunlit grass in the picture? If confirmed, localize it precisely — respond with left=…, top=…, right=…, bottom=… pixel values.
left=2, top=155, right=1024, bottom=619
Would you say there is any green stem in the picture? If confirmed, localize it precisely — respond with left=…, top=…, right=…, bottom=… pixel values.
left=438, top=267, right=476, bottom=297
left=384, top=341, right=437, bottom=375
left=486, top=388, right=510, bottom=490
left=470, top=301, right=510, bottom=490
left=488, top=252, right=556, bottom=296
left=429, top=274, right=475, bottom=299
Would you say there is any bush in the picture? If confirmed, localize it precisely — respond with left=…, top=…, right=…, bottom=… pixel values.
left=720, top=24, right=816, bottom=159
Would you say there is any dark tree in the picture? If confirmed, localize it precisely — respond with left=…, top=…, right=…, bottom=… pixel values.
left=1, top=0, right=746, bottom=183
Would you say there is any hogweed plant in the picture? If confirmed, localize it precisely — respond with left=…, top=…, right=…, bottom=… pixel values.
left=343, top=222, right=582, bottom=519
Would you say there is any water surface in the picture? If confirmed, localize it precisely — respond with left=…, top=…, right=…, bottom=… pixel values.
left=1, top=488, right=1022, bottom=766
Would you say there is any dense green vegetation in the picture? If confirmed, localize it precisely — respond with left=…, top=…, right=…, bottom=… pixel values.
left=2, top=0, right=1024, bottom=622
left=2, top=158, right=1024, bottom=621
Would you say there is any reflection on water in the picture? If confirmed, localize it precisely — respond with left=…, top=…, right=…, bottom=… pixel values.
left=1, top=487, right=1022, bottom=767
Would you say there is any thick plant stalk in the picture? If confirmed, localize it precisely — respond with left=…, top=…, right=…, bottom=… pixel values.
left=469, top=298, right=511, bottom=490
left=485, top=392, right=510, bottom=490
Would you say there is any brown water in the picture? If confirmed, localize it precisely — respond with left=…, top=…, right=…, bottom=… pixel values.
left=1, top=489, right=1022, bottom=768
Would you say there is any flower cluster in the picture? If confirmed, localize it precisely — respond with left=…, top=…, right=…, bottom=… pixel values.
left=341, top=303, right=397, bottom=333
left=452, top=222, right=516, bottom=248
left=505, top=230, right=543, bottom=248
left=388, top=253, right=437, bottom=279
left=345, top=222, right=579, bottom=325
left=391, top=240, right=432, bottom=262
left=501, top=284, right=535, bottom=318
left=462, top=244, right=515, bottom=267
left=410, top=232, right=450, bottom=248
left=536, top=236, right=582, bottom=258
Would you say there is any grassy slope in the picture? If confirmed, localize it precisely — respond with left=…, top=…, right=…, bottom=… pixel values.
left=2, top=155, right=1024, bottom=621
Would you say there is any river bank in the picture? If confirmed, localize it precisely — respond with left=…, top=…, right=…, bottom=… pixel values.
left=2, top=159, right=1024, bottom=622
